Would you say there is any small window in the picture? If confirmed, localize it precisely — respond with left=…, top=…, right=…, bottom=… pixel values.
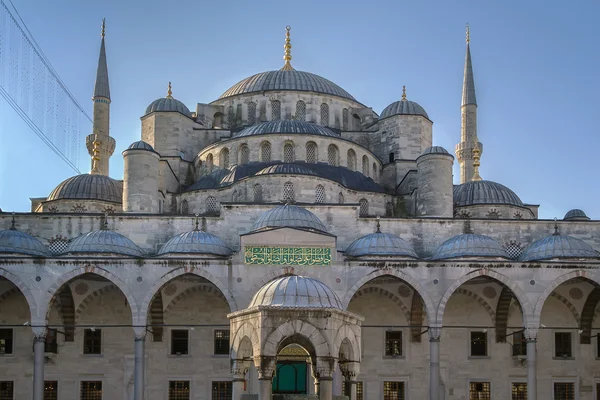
left=261, top=142, right=272, bottom=163
left=283, top=182, right=295, bottom=202
left=0, top=329, right=13, bottom=355
left=372, top=162, right=378, bottom=180
left=0, top=382, right=13, bottom=400
left=362, top=155, right=369, bottom=176
left=553, top=382, right=575, bottom=400
left=169, top=381, right=190, bottom=400
left=385, top=202, right=393, bottom=217
left=180, top=200, right=189, bottom=215
left=271, top=100, right=281, bottom=120
left=347, top=149, right=356, bottom=170
left=385, top=331, right=402, bottom=356
left=206, top=196, right=218, bottom=214
left=383, top=381, right=405, bottom=400
left=239, top=145, right=249, bottom=165
left=171, top=330, right=189, bottom=355
left=469, top=382, right=491, bottom=400
left=45, top=328, right=58, bottom=354
left=342, top=381, right=363, bottom=400
left=219, top=148, right=229, bottom=169
left=555, top=332, right=572, bottom=358
left=338, top=192, right=345, bottom=204
left=48, top=237, right=70, bottom=255
left=214, top=330, right=230, bottom=355
left=512, top=331, right=527, bottom=357
left=342, top=108, right=349, bottom=130
left=284, top=143, right=295, bottom=163
left=80, top=381, right=102, bottom=400
left=389, top=152, right=395, bottom=163
left=511, top=383, right=527, bottom=400
left=253, top=184, right=263, bottom=202
left=315, top=185, right=325, bottom=204
left=83, top=329, right=101, bottom=355
left=359, top=199, right=369, bottom=217
left=227, top=106, right=234, bottom=127
left=320, top=103, right=329, bottom=125
left=328, top=144, right=339, bottom=166
left=247, top=101, right=256, bottom=125
left=206, top=154, right=214, bottom=171
left=212, top=381, right=232, bottom=400
left=470, top=331, right=487, bottom=357
left=44, top=381, right=58, bottom=400
left=295, top=100, right=306, bottom=121
left=306, top=142, right=317, bottom=163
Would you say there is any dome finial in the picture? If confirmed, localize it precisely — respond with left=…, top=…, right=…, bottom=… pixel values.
left=101, top=18, right=106, bottom=38
left=90, top=139, right=102, bottom=175
left=401, top=85, right=407, bottom=101
left=281, top=26, right=295, bottom=71
left=193, top=213, right=199, bottom=231
left=101, top=212, right=109, bottom=230
left=466, top=24, right=470, bottom=44
left=166, top=82, right=173, bottom=99
left=471, top=147, right=482, bottom=181
left=553, top=217, right=560, bottom=236
left=376, top=215, right=381, bottom=233
left=10, top=213, right=16, bottom=230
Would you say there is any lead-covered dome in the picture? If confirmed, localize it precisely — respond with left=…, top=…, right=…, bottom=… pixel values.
left=126, top=140, right=157, bottom=153
left=380, top=95, right=429, bottom=120
left=453, top=180, right=523, bottom=207
left=519, top=233, right=599, bottom=262
left=0, top=228, right=48, bottom=256
left=251, top=204, right=327, bottom=233
left=345, top=231, right=418, bottom=258
left=249, top=275, right=342, bottom=309
left=564, top=209, right=590, bottom=221
left=65, top=230, right=144, bottom=257
left=234, top=120, right=339, bottom=138
left=158, top=230, right=232, bottom=257
left=421, top=146, right=451, bottom=156
left=145, top=84, right=191, bottom=118
left=255, top=163, right=318, bottom=177
left=431, top=233, right=509, bottom=260
left=47, top=174, right=123, bottom=203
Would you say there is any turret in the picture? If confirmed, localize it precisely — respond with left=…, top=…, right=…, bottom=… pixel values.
left=122, top=141, right=160, bottom=213
left=416, top=146, right=454, bottom=217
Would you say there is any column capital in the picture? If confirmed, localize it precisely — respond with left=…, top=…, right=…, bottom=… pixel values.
left=524, top=327, right=539, bottom=341
left=231, top=359, right=250, bottom=379
left=428, top=325, right=442, bottom=341
left=312, top=356, right=336, bottom=381
left=254, top=355, right=276, bottom=379
left=32, top=326, right=47, bottom=341
left=339, top=360, right=360, bottom=381
left=133, top=326, right=147, bottom=340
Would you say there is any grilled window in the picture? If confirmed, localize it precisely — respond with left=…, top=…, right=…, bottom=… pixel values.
left=44, top=381, right=58, bottom=400
left=553, top=382, right=575, bottom=400
left=372, top=162, right=378, bottom=180
left=171, top=330, right=189, bottom=355
left=0, top=329, right=13, bottom=355
left=214, top=330, right=230, bottom=355
left=469, top=382, right=491, bottom=400
left=328, top=144, right=339, bottom=166
left=315, top=185, right=325, bottom=203
left=212, top=381, right=232, bottom=400
left=239, top=145, right=249, bottom=165
left=385, top=331, right=403, bottom=356
left=470, top=331, right=487, bottom=356
left=227, top=106, right=234, bottom=127
left=0, top=382, right=13, bottom=400
left=555, top=332, right=572, bottom=358
left=180, top=200, right=189, bottom=215
left=283, top=182, right=295, bottom=202
left=271, top=100, right=281, bottom=120
left=511, top=383, right=527, bottom=400
left=347, top=149, right=356, bottom=170
left=284, top=143, right=295, bottom=163
left=261, top=142, right=271, bottom=163
left=306, top=142, right=317, bottom=163
left=220, top=148, right=229, bottom=169
left=80, top=381, right=102, bottom=400
left=320, top=103, right=329, bottom=125
left=48, top=238, right=69, bottom=254
left=247, top=102, right=256, bottom=125
left=512, top=331, right=527, bottom=357
left=359, top=199, right=368, bottom=217
left=342, top=381, right=363, bottom=400
left=206, top=196, right=218, bottom=214
left=206, top=154, right=213, bottom=171
left=598, top=336, right=600, bottom=358
left=169, top=381, right=190, bottom=400
left=45, top=328, right=58, bottom=354
left=295, top=100, right=306, bottom=121
left=253, top=184, right=263, bottom=202
left=362, top=156, right=369, bottom=176
left=342, top=108, right=349, bottom=130
left=383, top=381, right=405, bottom=400
left=338, top=192, right=345, bottom=204
left=83, top=329, right=101, bottom=354
left=385, top=202, right=393, bottom=217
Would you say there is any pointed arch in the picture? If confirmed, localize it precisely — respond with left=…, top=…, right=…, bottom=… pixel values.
left=230, top=321, right=260, bottom=359
left=263, top=319, right=329, bottom=358
left=580, top=286, right=600, bottom=344
left=495, top=287, right=515, bottom=342
left=548, top=291, right=580, bottom=323
left=349, top=286, right=411, bottom=323
left=0, top=268, right=37, bottom=318
left=454, top=288, right=496, bottom=324
left=333, top=324, right=361, bottom=362
left=74, top=284, right=119, bottom=324
left=164, top=284, right=228, bottom=313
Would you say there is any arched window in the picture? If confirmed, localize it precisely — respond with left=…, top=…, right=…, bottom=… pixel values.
left=283, top=182, right=295, bottom=202
left=227, top=106, right=234, bottom=127
left=271, top=100, right=281, bottom=120
left=338, top=192, right=345, bottom=204
left=306, top=142, right=317, bottom=163
left=320, top=103, right=329, bottom=125
left=328, top=144, right=339, bottom=166
left=385, top=202, right=393, bottom=217
left=206, top=154, right=214, bottom=171
left=232, top=190, right=238, bottom=201
left=219, top=148, right=229, bottom=169
left=284, top=143, right=295, bottom=163
left=239, top=144, right=249, bottom=165
left=342, top=108, right=349, bottom=130
left=253, top=184, right=263, bottom=202
left=347, top=149, right=356, bottom=170
left=315, top=185, right=325, bottom=203
left=295, top=100, right=306, bottom=121
left=389, top=152, right=395, bottom=163
left=362, top=155, right=369, bottom=176
left=261, top=142, right=272, bottom=163
left=372, top=162, right=378, bottom=180
left=359, top=199, right=369, bottom=217
left=247, top=101, right=256, bottom=125
left=213, top=112, right=223, bottom=128
left=206, top=196, right=218, bottom=214
left=180, top=199, right=189, bottom=215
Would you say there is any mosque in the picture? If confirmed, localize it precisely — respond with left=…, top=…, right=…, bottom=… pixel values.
left=0, top=20, right=599, bottom=400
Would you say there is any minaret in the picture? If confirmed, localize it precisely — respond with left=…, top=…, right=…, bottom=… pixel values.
left=86, top=18, right=115, bottom=176
left=455, top=25, right=483, bottom=183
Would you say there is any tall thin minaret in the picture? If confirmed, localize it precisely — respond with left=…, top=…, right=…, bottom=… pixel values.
left=86, top=18, right=115, bottom=176
left=455, top=25, right=482, bottom=183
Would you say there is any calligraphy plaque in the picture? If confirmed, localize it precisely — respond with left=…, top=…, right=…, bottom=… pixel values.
left=244, top=246, right=331, bottom=266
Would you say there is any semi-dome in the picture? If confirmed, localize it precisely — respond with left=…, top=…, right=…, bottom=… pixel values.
left=65, top=230, right=144, bottom=257
left=218, top=70, right=356, bottom=102
left=158, top=230, right=232, bottom=256
left=519, top=233, right=599, bottom=262
left=145, top=84, right=191, bottom=117
left=233, top=120, right=339, bottom=138
left=249, top=275, right=343, bottom=309
left=47, top=174, right=123, bottom=203
left=380, top=92, right=429, bottom=119
left=126, top=140, right=157, bottom=153
left=453, top=180, right=523, bottom=207
left=0, top=228, right=48, bottom=256
left=345, top=231, right=418, bottom=258
left=255, top=163, right=318, bottom=177
left=564, top=209, right=590, bottom=221
left=251, top=204, right=327, bottom=233
left=431, top=233, right=509, bottom=260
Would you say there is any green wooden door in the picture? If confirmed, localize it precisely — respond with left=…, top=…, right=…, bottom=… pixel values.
left=272, top=361, right=307, bottom=394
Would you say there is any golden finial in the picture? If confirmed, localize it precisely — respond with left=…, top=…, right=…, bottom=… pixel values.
left=90, top=139, right=101, bottom=174
left=193, top=213, right=199, bottom=231
left=466, top=24, right=470, bottom=44
left=281, top=26, right=294, bottom=71
left=376, top=215, right=381, bottom=233
left=472, top=147, right=482, bottom=181
left=166, top=82, right=173, bottom=99
left=401, top=85, right=407, bottom=101
left=101, top=18, right=106, bottom=38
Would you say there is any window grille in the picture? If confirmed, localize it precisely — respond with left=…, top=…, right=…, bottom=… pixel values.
left=214, top=330, right=230, bottom=355
left=359, top=199, right=368, bottom=217
left=347, top=149, right=356, bottom=170
left=469, top=382, right=491, bottom=400
left=0, top=330, right=11, bottom=355
left=295, top=100, right=306, bottom=121
left=487, top=208, right=500, bottom=219
left=512, top=331, right=527, bottom=356
left=261, top=142, right=271, bottom=163
left=470, top=331, right=487, bottom=356
left=385, top=202, right=393, bottom=217
left=169, top=381, right=190, bottom=400
left=102, top=206, right=115, bottom=215
left=44, top=381, right=58, bottom=400
left=511, top=383, right=527, bottom=400
left=247, top=102, right=256, bottom=125
left=306, top=142, right=317, bottom=163
left=505, top=243, right=523, bottom=259
left=283, top=182, right=295, bottom=202
left=227, top=106, right=234, bottom=127
left=338, top=192, right=345, bottom=204
left=206, top=154, right=214, bottom=171
left=48, top=237, right=69, bottom=255
left=284, top=143, right=295, bottom=163
left=71, top=203, right=87, bottom=213
left=389, top=152, right=395, bottom=163
left=555, top=332, right=572, bottom=358
left=514, top=211, right=524, bottom=219
left=180, top=200, right=189, bottom=215
left=372, top=162, right=378, bottom=180
left=383, top=381, right=405, bottom=400
left=328, top=145, right=339, bottom=166
left=80, top=381, right=102, bottom=400
left=320, top=103, right=329, bottom=125
left=362, top=156, right=369, bottom=176
left=385, top=331, right=403, bottom=356
left=342, top=381, right=363, bottom=400
left=220, top=148, right=229, bottom=169
left=45, top=328, right=58, bottom=354
left=554, top=383, right=575, bottom=400
left=0, top=382, right=12, bottom=400
left=253, top=184, right=263, bottom=202
left=315, top=185, right=325, bottom=203
left=206, top=196, right=218, bottom=214
left=342, top=108, right=349, bottom=130
left=211, top=381, right=232, bottom=400
left=239, top=145, right=249, bottom=165
left=83, top=329, right=101, bottom=354
left=171, top=330, right=189, bottom=355
left=271, top=100, right=281, bottom=120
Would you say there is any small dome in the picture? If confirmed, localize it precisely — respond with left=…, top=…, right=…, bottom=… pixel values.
left=249, top=275, right=343, bottom=309
left=345, top=231, right=418, bottom=258
left=47, top=174, right=123, bottom=203
left=380, top=99, right=429, bottom=120
left=431, top=233, right=509, bottom=260
left=255, top=163, right=318, bottom=177
left=65, top=230, right=144, bottom=257
left=251, top=204, right=327, bottom=233
left=564, top=209, right=590, bottom=221
left=0, top=228, right=48, bottom=256
left=158, top=230, right=232, bottom=256
left=145, top=93, right=191, bottom=117
left=421, top=146, right=451, bottom=156
left=453, top=180, right=523, bottom=207
left=234, top=120, right=339, bottom=138
left=126, top=140, right=157, bottom=153
left=519, top=234, right=599, bottom=262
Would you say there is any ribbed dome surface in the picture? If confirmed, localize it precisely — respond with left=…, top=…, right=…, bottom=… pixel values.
left=249, top=275, right=342, bottom=309
left=158, top=230, right=232, bottom=256
left=453, top=180, right=523, bottom=207
left=0, top=229, right=48, bottom=256
left=564, top=209, right=590, bottom=221
left=65, top=230, right=144, bottom=257
left=145, top=97, right=191, bottom=117
left=47, top=174, right=123, bottom=203
left=519, top=234, right=599, bottom=262
left=422, top=146, right=450, bottom=156
left=380, top=100, right=429, bottom=119
left=431, top=233, right=508, bottom=260
left=255, top=163, right=318, bottom=177
left=345, top=232, right=418, bottom=258
left=251, top=204, right=327, bottom=233
left=234, top=120, right=339, bottom=138
left=126, top=140, right=157, bottom=153
left=219, top=70, right=356, bottom=101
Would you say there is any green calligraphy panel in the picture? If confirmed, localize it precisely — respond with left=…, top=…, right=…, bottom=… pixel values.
left=244, top=246, right=331, bottom=266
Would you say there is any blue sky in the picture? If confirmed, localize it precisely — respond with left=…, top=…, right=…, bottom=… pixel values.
left=0, top=0, right=598, bottom=219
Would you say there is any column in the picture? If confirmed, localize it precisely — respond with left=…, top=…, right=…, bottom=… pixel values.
left=254, top=356, right=276, bottom=400
left=319, top=378, right=333, bottom=400
left=525, top=328, right=538, bottom=400
left=232, top=360, right=249, bottom=400
left=332, top=366, right=342, bottom=396
left=429, top=327, right=441, bottom=400
left=32, top=328, right=46, bottom=400
left=340, top=361, right=360, bottom=400
left=315, top=357, right=335, bottom=400
left=134, top=334, right=146, bottom=400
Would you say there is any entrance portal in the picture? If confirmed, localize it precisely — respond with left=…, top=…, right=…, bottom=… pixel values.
left=272, top=344, right=310, bottom=395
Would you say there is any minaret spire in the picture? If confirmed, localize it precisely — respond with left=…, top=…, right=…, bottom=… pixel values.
left=281, top=26, right=295, bottom=71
